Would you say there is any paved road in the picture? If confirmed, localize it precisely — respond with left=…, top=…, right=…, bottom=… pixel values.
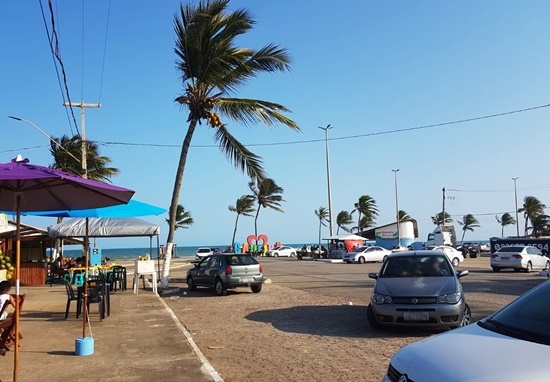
left=262, top=256, right=547, bottom=321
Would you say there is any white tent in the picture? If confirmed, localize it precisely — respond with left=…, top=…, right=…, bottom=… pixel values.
left=48, top=217, right=160, bottom=238
left=322, top=234, right=367, bottom=241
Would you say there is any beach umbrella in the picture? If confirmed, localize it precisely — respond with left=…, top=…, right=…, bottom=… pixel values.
left=0, top=156, right=134, bottom=381
left=20, top=199, right=165, bottom=218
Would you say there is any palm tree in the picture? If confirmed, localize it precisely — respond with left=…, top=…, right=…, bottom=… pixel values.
left=529, top=214, right=550, bottom=237
left=162, top=1, right=298, bottom=286
left=398, top=210, right=411, bottom=221
left=50, top=134, right=119, bottom=182
left=228, top=195, right=255, bottom=249
left=458, top=214, right=480, bottom=242
left=352, top=195, right=379, bottom=233
left=431, top=212, right=453, bottom=225
left=166, top=204, right=194, bottom=231
left=314, top=207, right=329, bottom=246
left=518, top=196, right=546, bottom=237
left=249, top=178, right=284, bottom=242
left=336, top=210, right=353, bottom=234
left=495, top=213, right=516, bottom=237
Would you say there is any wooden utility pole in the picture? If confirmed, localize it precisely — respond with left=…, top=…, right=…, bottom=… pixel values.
left=62, top=101, right=101, bottom=179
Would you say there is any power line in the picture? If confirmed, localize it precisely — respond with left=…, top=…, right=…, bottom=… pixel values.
left=98, top=0, right=112, bottom=102
left=0, top=145, right=49, bottom=154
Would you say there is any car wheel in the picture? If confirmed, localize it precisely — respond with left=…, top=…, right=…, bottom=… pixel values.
left=492, top=267, right=501, bottom=272
left=215, top=278, right=227, bottom=296
left=187, top=276, right=197, bottom=291
left=525, top=261, right=533, bottom=273
left=274, top=253, right=279, bottom=257
left=290, top=252, right=295, bottom=257
left=451, top=303, right=471, bottom=329
left=358, top=256, right=365, bottom=264
left=545, top=261, right=550, bottom=270
left=367, top=304, right=382, bottom=330
left=452, top=257, right=460, bottom=267
left=251, top=284, right=262, bottom=293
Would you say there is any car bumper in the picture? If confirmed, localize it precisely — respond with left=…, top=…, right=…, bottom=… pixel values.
left=370, top=301, right=465, bottom=327
left=490, top=259, right=525, bottom=269
left=225, top=275, right=263, bottom=288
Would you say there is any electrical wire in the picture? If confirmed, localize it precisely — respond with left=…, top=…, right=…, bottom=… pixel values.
left=0, top=145, right=49, bottom=154
left=98, top=0, right=112, bottom=103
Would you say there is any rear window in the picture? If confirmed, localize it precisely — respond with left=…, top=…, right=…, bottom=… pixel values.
left=497, top=247, right=525, bottom=253
left=224, top=255, right=259, bottom=266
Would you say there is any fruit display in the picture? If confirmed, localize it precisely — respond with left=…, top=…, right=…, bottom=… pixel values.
left=0, top=250, right=14, bottom=281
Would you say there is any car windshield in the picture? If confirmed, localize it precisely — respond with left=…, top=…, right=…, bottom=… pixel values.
left=496, top=247, right=525, bottom=253
left=479, top=282, right=550, bottom=345
left=225, top=255, right=259, bottom=266
left=197, top=248, right=211, bottom=253
left=379, top=255, right=452, bottom=277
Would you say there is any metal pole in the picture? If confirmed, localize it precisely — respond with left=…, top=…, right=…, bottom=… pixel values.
left=392, top=169, right=400, bottom=246
left=14, top=194, right=21, bottom=382
left=441, top=187, right=446, bottom=227
left=318, top=125, right=334, bottom=237
left=82, top=218, right=89, bottom=338
left=512, top=177, right=520, bottom=237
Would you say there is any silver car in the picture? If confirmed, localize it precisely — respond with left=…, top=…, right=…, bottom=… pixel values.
left=368, top=251, right=470, bottom=330
left=490, top=245, right=550, bottom=272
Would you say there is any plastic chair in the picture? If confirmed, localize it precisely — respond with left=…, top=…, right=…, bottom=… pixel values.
left=61, top=278, right=80, bottom=319
left=109, top=266, right=126, bottom=292
left=85, top=280, right=106, bottom=321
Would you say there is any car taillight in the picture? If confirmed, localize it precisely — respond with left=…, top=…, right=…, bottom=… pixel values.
left=259, top=264, right=263, bottom=272
left=225, top=266, right=233, bottom=275
left=512, top=255, right=523, bottom=259
left=491, top=254, right=498, bottom=258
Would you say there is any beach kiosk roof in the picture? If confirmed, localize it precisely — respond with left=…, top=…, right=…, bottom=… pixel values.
left=48, top=217, right=160, bottom=238
left=322, top=234, right=369, bottom=241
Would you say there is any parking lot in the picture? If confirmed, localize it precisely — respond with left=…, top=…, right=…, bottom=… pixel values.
left=166, top=255, right=547, bottom=382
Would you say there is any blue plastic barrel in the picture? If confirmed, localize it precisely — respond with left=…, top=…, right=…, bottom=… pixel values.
left=75, top=337, right=94, bottom=356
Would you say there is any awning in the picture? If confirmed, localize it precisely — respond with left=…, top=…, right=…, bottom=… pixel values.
left=48, top=217, right=160, bottom=238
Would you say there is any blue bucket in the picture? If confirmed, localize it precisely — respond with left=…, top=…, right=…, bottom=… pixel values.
left=75, top=337, right=94, bottom=356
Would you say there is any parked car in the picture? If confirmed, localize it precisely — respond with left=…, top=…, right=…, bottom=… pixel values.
left=195, top=247, right=213, bottom=261
left=267, top=246, right=296, bottom=257
left=367, top=250, right=470, bottom=330
left=342, top=246, right=391, bottom=264
left=383, top=277, right=550, bottom=382
left=490, top=245, right=550, bottom=272
left=296, top=245, right=311, bottom=260
left=425, top=245, right=464, bottom=267
left=186, top=254, right=264, bottom=296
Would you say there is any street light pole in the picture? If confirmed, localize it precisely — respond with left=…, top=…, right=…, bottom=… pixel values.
left=392, top=169, right=400, bottom=247
left=318, top=124, right=334, bottom=237
left=512, top=177, right=520, bottom=237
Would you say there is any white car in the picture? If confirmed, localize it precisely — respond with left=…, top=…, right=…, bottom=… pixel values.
left=342, top=246, right=391, bottom=264
left=267, top=246, right=296, bottom=257
left=425, top=245, right=464, bottom=267
left=383, top=279, right=550, bottom=382
left=195, top=247, right=213, bottom=261
left=490, top=245, right=550, bottom=272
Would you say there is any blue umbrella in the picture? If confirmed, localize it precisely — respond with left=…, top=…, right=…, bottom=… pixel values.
left=20, top=199, right=166, bottom=218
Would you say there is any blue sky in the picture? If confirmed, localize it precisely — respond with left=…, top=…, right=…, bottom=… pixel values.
left=2, top=1, right=550, bottom=248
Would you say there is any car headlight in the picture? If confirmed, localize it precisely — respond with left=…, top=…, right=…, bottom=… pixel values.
left=372, top=294, right=393, bottom=304
left=437, top=292, right=461, bottom=304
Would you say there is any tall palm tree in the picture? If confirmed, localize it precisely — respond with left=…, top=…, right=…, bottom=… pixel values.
left=529, top=214, right=550, bottom=237
left=398, top=210, right=411, bottom=221
left=249, top=178, right=284, bottom=242
left=314, top=207, right=329, bottom=246
left=166, top=205, right=194, bottom=230
left=458, top=214, right=480, bottom=242
left=228, top=195, right=255, bottom=249
left=162, top=1, right=298, bottom=286
left=518, top=196, right=546, bottom=237
left=50, top=134, right=119, bottom=182
left=495, top=213, right=516, bottom=237
left=431, top=211, right=453, bottom=226
left=352, top=195, right=379, bottom=233
left=336, top=210, right=353, bottom=234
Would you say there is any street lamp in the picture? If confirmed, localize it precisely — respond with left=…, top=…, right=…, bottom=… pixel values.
left=318, top=124, right=334, bottom=237
left=392, top=169, right=400, bottom=247
left=8, top=116, right=81, bottom=163
left=512, top=177, right=520, bottom=237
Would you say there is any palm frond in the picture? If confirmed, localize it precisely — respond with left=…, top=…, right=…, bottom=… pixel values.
left=213, top=124, right=266, bottom=181
left=217, top=98, right=298, bottom=129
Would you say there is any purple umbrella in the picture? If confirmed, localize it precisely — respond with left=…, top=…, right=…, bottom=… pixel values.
left=0, top=156, right=134, bottom=380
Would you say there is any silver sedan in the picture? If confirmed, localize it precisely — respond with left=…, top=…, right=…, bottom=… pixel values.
left=490, top=245, right=550, bottom=272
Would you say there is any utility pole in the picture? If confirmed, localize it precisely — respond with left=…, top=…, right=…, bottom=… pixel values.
left=318, top=125, right=334, bottom=237
left=62, top=101, right=101, bottom=178
left=512, top=177, right=520, bottom=237
left=441, top=187, right=446, bottom=227
left=392, top=169, right=400, bottom=247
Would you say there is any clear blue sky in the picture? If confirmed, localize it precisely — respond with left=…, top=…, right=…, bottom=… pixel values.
left=2, top=1, right=550, bottom=248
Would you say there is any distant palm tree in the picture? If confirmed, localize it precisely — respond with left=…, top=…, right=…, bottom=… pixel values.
left=166, top=205, right=194, bottom=230
left=336, top=210, right=353, bottom=234
left=314, top=207, right=329, bottom=246
left=398, top=210, right=411, bottom=221
left=249, top=178, right=284, bottom=242
left=228, top=195, right=256, bottom=249
left=50, top=134, right=119, bottom=182
left=431, top=212, right=453, bottom=225
left=352, top=195, right=379, bottom=233
left=458, top=214, right=480, bottom=242
left=351, top=216, right=376, bottom=233
left=518, top=196, right=546, bottom=237
left=529, top=214, right=550, bottom=237
left=495, top=213, right=516, bottom=237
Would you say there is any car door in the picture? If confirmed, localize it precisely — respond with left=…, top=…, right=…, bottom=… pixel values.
left=193, top=256, right=210, bottom=286
left=204, top=255, right=220, bottom=287
left=371, top=247, right=383, bottom=262
left=531, top=248, right=545, bottom=268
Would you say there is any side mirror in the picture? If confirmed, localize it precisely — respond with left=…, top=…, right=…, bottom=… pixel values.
left=457, top=270, right=469, bottom=278
left=368, top=272, right=378, bottom=280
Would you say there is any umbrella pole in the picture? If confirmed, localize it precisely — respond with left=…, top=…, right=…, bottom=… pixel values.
left=14, top=194, right=21, bottom=381
left=82, top=218, right=89, bottom=339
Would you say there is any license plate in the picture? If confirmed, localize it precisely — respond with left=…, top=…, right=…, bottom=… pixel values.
left=500, top=257, right=509, bottom=260
left=403, top=312, right=429, bottom=321
left=240, top=278, right=254, bottom=283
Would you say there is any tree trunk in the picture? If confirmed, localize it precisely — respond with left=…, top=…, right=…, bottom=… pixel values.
left=337, top=225, right=340, bottom=235
left=501, top=225, right=504, bottom=237
left=231, top=214, right=240, bottom=249
left=461, top=229, right=466, bottom=243
left=161, top=119, right=198, bottom=288
left=254, top=205, right=261, bottom=246
left=318, top=220, right=321, bottom=248
left=524, top=215, right=529, bottom=237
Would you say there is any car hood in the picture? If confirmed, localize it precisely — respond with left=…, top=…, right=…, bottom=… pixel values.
left=390, top=322, right=549, bottom=382
left=374, top=276, right=457, bottom=296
